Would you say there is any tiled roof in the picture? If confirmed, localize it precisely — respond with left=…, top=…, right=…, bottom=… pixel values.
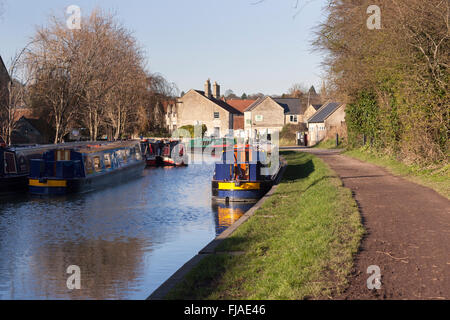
left=226, top=99, right=257, bottom=113
left=273, top=98, right=304, bottom=115
left=244, top=96, right=267, bottom=112
left=193, top=90, right=242, bottom=115
left=308, top=102, right=343, bottom=123
left=245, top=96, right=306, bottom=115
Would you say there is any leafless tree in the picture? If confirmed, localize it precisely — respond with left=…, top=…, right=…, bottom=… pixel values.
left=0, top=49, right=31, bottom=145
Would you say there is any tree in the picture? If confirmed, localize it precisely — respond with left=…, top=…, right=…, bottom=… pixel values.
left=286, top=83, right=307, bottom=98
left=314, top=0, right=449, bottom=163
left=241, top=93, right=248, bottom=100
left=225, top=89, right=238, bottom=99
left=26, top=9, right=151, bottom=143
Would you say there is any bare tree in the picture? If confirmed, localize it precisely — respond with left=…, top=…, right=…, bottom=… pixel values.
left=0, top=49, right=30, bottom=145
left=26, top=9, right=151, bottom=143
left=286, top=83, right=307, bottom=98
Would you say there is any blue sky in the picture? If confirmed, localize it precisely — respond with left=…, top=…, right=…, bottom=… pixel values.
left=0, top=0, right=327, bottom=96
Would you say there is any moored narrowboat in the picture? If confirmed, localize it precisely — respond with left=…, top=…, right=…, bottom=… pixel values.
left=0, top=143, right=56, bottom=194
left=161, top=140, right=188, bottom=167
left=141, top=139, right=188, bottom=167
left=212, top=145, right=279, bottom=202
left=29, top=141, right=145, bottom=195
left=140, top=139, right=160, bottom=166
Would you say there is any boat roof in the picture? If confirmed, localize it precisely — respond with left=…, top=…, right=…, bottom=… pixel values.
left=76, top=141, right=140, bottom=154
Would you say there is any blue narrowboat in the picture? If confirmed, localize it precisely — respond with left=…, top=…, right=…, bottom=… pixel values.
left=212, top=145, right=279, bottom=202
left=29, top=141, right=145, bottom=195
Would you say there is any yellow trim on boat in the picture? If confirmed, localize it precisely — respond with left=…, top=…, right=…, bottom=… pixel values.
left=218, top=182, right=261, bottom=190
left=29, top=179, right=67, bottom=187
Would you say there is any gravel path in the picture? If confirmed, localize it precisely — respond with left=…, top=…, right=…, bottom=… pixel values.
left=304, top=149, right=450, bottom=300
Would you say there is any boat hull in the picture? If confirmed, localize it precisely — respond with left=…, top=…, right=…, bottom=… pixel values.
left=0, top=175, right=29, bottom=194
left=212, top=180, right=274, bottom=202
left=29, top=160, right=146, bottom=195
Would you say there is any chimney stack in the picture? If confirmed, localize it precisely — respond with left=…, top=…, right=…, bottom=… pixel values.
left=213, top=81, right=220, bottom=99
left=205, top=79, right=212, bottom=98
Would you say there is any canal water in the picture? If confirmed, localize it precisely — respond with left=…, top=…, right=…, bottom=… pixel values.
left=0, top=155, right=253, bottom=300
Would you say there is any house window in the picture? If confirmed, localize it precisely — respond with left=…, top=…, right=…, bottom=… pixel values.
left=255, top=115, right=263, bottom=122
left=246, top=119, right=252, bottom=125
left=214, top=112, right=220, bottom=119
left=290, top=115, right=298, bottom=123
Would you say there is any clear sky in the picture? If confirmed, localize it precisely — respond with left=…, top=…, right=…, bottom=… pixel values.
left=0, top=0, right=327, bottom=96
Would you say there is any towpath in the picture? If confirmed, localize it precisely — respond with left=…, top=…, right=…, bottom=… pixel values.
left=283, top=148, right=450, bottom=299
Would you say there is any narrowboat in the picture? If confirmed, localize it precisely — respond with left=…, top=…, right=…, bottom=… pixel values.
left=29, top=141, right=145, bottom=195
left=0, top=144, right=56, bottom=194
left=141, top=139, right=188, bottom=167
left=140, top=139, right=160, bottom=166
left=160, top=140, right=188, bottom=167
left=212, top=145, right=280, bottom=202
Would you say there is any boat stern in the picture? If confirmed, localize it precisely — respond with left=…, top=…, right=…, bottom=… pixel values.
left=29, top=178, right=68, bottom=195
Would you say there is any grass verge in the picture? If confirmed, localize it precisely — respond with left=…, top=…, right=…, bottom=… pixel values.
left=344, top=148, right=449, bottom=199
left=313, top=137, right=347, bottom=149
left=166, top=151, right=364, bottom=300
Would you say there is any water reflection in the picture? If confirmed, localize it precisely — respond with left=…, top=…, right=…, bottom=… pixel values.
left=0, top=155, right=252, bottom=300
left=212, top=202, right=254, bottom=236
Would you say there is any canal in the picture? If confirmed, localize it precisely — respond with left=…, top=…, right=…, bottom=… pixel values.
left=0, top=155, right=253, bottom=300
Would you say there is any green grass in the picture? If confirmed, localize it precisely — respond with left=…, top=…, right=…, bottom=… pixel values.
left=166, top=151, right=364, bottom=300
left=344, top=148, right=450, bottom=199
left=313, top=138, right=346, bottom=149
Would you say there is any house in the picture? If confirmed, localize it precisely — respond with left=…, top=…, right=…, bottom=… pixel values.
left=0, top=55, right=10, bottom=122
left=243, top=96, right=308, bottom=139
left=226, top=99, right=256, bottom=138
left=307, top=102, right=346, bottom=146
left=11, top=116, right=52, bottom=145
left=163, top=99, right=178, bottom=134
left=175, top=80, right=243, bottom=137
left=304, top=103, right=323, bottom=121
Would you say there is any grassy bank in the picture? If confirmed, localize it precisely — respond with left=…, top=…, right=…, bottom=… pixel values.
left=344, top=148, right=450, bottom=199
left=166, top=152, right=364, bottom=300
left=313, top=138, right=346, bottom=149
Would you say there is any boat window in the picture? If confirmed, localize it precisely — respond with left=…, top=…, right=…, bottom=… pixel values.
left=130, top=147, right=136, bottom=160
left=122, top=150, right=128, bottom=163
left=4, top=152, right=17, bottom=174
left=84, top=156, right=94, bottom=175
left=136, top=149, right=142, bottom=161
left=104, top=153, right=112, bottom=169
left=93, top=156, right=102, bottom=172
